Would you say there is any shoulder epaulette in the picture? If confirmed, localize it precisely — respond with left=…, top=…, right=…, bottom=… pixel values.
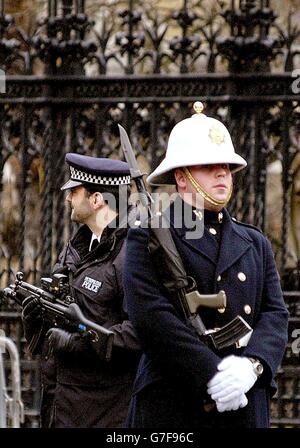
left=231, top=217, right=263, bottom=233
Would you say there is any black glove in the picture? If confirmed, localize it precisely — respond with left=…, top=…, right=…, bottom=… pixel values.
left=46, top=328, right=87, bottom=355
left=21, top=295, right=43, bottom=341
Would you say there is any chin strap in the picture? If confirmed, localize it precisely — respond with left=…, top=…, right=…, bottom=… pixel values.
left=183, top=167, right=232, bottom=207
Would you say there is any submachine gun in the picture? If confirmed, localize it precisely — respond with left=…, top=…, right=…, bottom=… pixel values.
left=118, top=124, right=252, bottom=351
left=1, top=272, right=114, bottom=361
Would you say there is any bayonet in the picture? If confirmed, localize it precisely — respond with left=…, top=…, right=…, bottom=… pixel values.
left=118, top=124, right=153, bottom=209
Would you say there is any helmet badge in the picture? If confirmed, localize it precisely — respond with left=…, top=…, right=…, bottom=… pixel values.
left=208, top=126, right=225, bottom=145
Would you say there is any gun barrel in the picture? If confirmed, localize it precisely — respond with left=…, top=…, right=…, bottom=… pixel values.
left=1, top=287, right=22, bottom=305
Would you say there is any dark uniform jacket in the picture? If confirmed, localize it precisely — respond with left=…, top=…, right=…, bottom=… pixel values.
left=38, top=220, right=140, bottom=428
left=123, top=197, right=289, bottom=428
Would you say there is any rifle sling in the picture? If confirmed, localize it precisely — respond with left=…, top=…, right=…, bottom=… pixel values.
left=148, top=226, right=191, bottom=294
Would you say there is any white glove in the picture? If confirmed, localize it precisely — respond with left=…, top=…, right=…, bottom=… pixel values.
left=207, top=355, right=257, bottom=403
left=215, top=393, right=248, bottom=413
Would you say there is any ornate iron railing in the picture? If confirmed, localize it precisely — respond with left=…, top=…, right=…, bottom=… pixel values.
left=0, top=0, right=299, bottom=427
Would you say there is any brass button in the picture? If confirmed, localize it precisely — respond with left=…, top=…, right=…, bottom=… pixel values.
left=238, top=272, right=247, bottom=282
left=218, top=212, right=223, bottom=223
left=244, top=305, right=251, bottom=315
left=209, top=228, right=217, bottom=235
left=217, top=275, right=221, bottom=282
left=218, top=307, right=225, bottom=313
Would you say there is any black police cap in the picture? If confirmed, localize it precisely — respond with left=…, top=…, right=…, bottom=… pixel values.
left=61, top=153, right=131, bottom=190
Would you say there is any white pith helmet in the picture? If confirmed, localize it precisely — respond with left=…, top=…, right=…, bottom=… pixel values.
left=147, top=102, right=247, bottom=186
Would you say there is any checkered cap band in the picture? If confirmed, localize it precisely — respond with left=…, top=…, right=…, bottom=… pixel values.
left=70, top=166, right=131, bottom=186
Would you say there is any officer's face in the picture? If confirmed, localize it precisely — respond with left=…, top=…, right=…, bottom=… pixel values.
left=65, top=186, right=94, bottom=224
left=190, top=164, right=232, bottom=208
left=176, top=164, right=232, bottom=211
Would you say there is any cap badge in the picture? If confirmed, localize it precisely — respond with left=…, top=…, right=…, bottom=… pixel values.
left=208, top=125, right=225, bottom=145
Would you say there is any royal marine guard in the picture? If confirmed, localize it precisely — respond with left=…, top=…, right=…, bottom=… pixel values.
left=123, top=102, right=289, bottom=428
left=21, top=153, right=140, bottom=428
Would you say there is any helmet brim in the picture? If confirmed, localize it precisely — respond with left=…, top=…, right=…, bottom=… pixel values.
left=147, top=155, right=247, bottom=186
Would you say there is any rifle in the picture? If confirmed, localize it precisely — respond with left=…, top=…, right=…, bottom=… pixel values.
left=1, top=272, right=114, bottom=362
left=118, top=124, right=252, bottom=351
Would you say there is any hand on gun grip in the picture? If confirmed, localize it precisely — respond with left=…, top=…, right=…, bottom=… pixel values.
left=207, top=355, right=257, bottom=406
left=46, top=328, right=86, bottom=355
left=22, top=295, right=43, bottom=338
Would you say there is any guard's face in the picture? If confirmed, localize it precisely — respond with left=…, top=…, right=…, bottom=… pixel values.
left=189, top=164, right=232, bottom=205
left=66, top=186, right=94, bottom=224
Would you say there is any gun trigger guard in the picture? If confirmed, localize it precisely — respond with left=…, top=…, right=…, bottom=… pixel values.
left=87, top=330, right=99, bottom=343
left=186, top=276, right=197, bottom=292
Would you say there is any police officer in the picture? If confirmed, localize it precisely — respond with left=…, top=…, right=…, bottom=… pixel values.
left=123, top=102, right=289, bottom=428
left=22, top=153, right=140, bottom=428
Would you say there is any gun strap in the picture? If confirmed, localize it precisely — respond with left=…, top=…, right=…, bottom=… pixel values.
left=67, top=269, right=76, bottom=302
left=147, top=217, right=198, bottom=318
left=148, top=225, right=191, bottom=293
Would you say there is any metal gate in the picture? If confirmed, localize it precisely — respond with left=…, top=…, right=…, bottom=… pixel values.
left=0, top=335, right=24, bottom=427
